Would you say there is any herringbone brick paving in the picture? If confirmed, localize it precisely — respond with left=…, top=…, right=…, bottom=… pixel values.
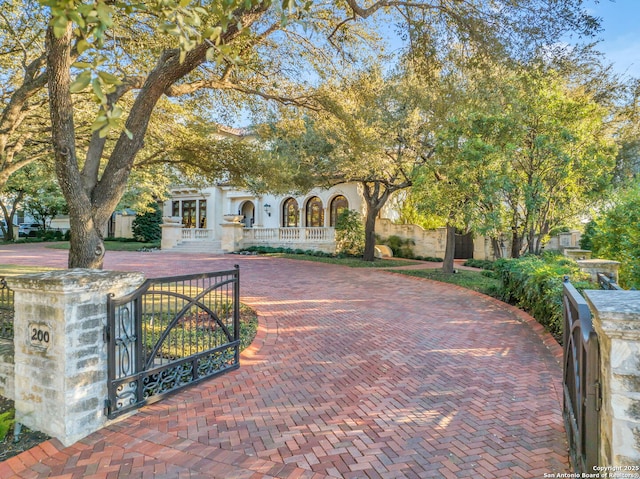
left=0, top=244, right=570, bottom=478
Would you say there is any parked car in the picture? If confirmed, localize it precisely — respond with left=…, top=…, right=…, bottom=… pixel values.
left=18, top=223, right=43, bottom=238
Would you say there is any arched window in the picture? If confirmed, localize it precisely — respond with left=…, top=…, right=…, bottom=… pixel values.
left=329, top=195, right=349, bottom=227
left=282, top=198, right=299, bottom=227
left=305, top=196, right=324, bottom=227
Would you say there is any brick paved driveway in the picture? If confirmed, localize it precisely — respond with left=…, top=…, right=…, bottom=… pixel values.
left=0, top=244, right=570, bottom=478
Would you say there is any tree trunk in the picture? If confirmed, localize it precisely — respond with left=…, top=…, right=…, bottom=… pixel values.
left=511, top=229, right=522, bottom=259
left=0, top=192, right=23, bottom=241
left=361, top=181, right=391, bottom=262
left=68, top=213, right=105, bottom=269
left=490, top=236, right=502, bottom=260
left=44, top=7, right=269, bottom=269
left=363, top=204, right=378, bottom=261
left=46, top=24, right=104, bottom=268
left=442, top=224, right=456, bottom=274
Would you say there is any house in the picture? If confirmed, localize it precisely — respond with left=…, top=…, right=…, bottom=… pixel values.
left=160, top=182, right=495, bottom=260
left=162, top=183, right=366, bottom=253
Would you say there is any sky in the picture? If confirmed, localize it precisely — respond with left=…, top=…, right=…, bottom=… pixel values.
left=584, top=0, right=640, bottom=77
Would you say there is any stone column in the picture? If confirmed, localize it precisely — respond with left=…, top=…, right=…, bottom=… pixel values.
left=8, top=269, right=145, bottom=447
left=584, top=290, right=640, bottom=466
left=220, top=220, right=244, bottom=252
left=160, top=216, right=183, bottom=250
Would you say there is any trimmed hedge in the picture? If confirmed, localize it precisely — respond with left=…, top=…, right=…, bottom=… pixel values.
left=494, top=253, right=591, bottom=344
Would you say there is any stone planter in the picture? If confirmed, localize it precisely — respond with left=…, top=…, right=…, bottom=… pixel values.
left=223, top=214, right=243, bottom=223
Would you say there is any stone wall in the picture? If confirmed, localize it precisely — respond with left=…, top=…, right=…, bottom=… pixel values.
left=584, top=290, right=640, bottom=466
left=375, top=219, right=447, bottom=258
left=8, top=269, right=144, bottom=447
left=375, top=219, right=494, bottom=260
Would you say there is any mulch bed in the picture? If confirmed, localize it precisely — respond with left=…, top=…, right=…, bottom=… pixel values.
left=0, top=396, right=50, bottom=462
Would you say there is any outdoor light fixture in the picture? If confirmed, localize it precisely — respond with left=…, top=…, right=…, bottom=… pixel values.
left=264, top=204, right=272, bottom=216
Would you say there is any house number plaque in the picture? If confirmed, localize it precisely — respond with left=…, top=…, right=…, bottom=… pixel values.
left=28, top=323, right=51, bottom=350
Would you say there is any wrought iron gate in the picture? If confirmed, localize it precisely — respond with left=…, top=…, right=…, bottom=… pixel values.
left=106, top=267, right=240, bottom=418
left=0, top=277, right=14, bottom=340
left=562, top=278, right=600, bottom=472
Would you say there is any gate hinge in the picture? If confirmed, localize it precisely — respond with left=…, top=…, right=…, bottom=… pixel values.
left=104, top=399, right=111, bottom=416
left=103, top=325, right=110, bottom=343
left=595, top=380, right=602, bottom=412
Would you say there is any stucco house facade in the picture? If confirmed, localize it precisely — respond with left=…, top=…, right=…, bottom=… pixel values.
left=160, top=182, right=501, bottom=260
left=162, top=182, right=369, bottom=253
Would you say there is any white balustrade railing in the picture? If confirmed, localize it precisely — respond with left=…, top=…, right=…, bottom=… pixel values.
left=181, top=228, right=212, bottom=241
left=243, top=227, right=335, bottom=244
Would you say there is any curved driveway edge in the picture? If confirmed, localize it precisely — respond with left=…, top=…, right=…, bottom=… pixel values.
left=0, top=244, right=570, bottom=478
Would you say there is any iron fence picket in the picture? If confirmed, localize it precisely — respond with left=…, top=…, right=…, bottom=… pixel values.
left=0, top=277, right=14, bottom=340
left=106, top=266, right=240, bottom=418
left=562, top=277, right=600, bottom=472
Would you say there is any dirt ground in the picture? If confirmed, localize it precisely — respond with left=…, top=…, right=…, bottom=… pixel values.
left=0, top=396, right=50, bottom=462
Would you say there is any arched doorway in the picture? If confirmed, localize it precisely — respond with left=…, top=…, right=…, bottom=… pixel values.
left=305, top=196, right=324, bottom=227
left=282, top=198, right=299, bottom=227
left=241, top=201, right=255, bottom=227
left=329, top=195, right=349, bottom=226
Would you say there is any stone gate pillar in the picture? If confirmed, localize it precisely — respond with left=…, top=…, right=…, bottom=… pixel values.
left=584, top=289, right=640, bottom=466
left=8, top=269, right=144, bottom=447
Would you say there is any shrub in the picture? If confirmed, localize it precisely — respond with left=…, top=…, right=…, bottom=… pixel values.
left=494, top=252, right=591, bottom=343
left=0, top=409, right=14, bottom=441
left=587, top=186, right=640, bottom=289
left=414, top=255, right=443, bottom=262
left=132, top=203, right=162, bottom=242
left=378, top=234, right=415, bottom=258
left=463, top=259, right=495, bottom=270
left=335, top=210, right=365, bottom=257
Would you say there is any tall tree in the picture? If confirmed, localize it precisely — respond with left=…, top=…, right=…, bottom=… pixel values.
left=40, top=0, right=598, bottom=268
left=415, top=61, right=617, bottom=260
left=498, top=66, right=617, bottom=256
left=265, top=68, right=437, bottom=261
left=0, top=1, right=51, bottom=192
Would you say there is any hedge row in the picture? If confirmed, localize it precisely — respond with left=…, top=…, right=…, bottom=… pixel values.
left=493, top=253, right=591, bottom=344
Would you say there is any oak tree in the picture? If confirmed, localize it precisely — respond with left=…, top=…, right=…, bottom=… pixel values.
left=39, top=0, right=597, bottom=267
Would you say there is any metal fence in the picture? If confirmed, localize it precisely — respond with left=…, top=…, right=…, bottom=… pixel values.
left=562, top=277, right=601, bottom=472
left=596, top=273, right=623, bottom=291
left=106, top=266, right=240, bottom=418
left=0, top=277, right=14, bottom=340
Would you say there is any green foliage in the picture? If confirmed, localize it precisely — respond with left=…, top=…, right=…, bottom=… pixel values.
left=335, top=210, right=365, bottom=257
left=587, top=185, right=640, bottom=288
left=40, top=230, right=65, bottom=241
left=377, top=235, right=415, bottom=259
left=239, top=246, right=419, bottom=267
left=494, top=253, right=591, bottom=343
left=132, top=203, right=162, bottom=242
left=395, top=269, right=501, bottom=297
left=579, top=220, right=596, bottom=251
left=18, top=165, right=69, bottom=232
left=414, top=256, right=443, bottom=262
left=0, top=409, right=15, bottom=441
left=463, top=259, right=496, bottom=270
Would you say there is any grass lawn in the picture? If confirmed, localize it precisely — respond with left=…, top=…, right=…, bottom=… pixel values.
left=389, top=268, right=501, bottom=296
left=257, top=252, right=422, bottom=268
left=0, top=264, right=59, bottom=276
left=46, top=241, right=160, bottom=252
